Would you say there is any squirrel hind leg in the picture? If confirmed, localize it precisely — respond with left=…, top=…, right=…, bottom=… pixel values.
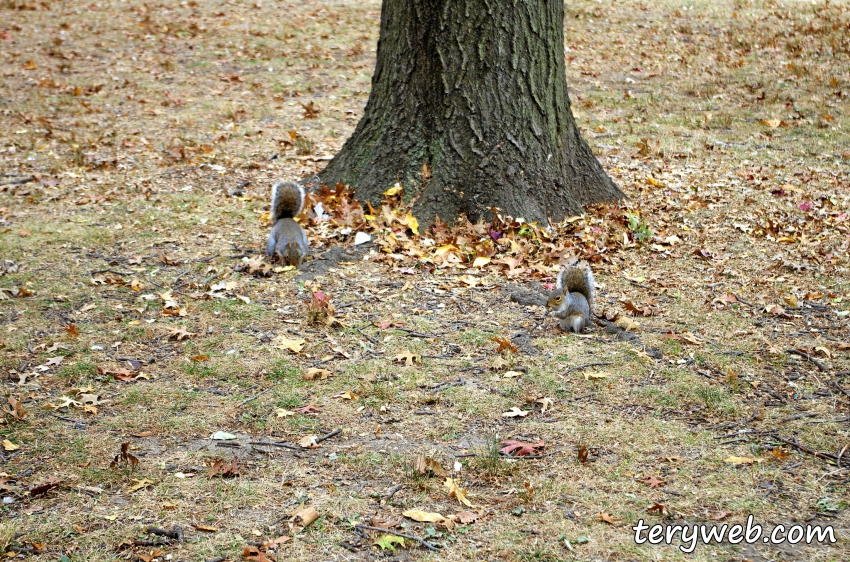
left=568, top=314, right=585, bottom=333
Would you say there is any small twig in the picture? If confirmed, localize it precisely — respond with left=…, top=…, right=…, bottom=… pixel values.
left=238, top=387, right=272, bottom=407
left=771, top=434, right=838, bottom=465
left=356, top=326, right=378, bottom=345
left=786, top=349, right=826, bottom=371
left=731, top=293, right=754, bottom=307
left=429, top=379, right=465, bottom=393
left=354, top=524, right=439, bottom=551
left=779, top=412, right=817, bottom=423
left=0, top=177, right=33, bottom=186
left=249, top=440, right=300, bottom=450
left=562, top=362, right=612, bottom=376
left=383, top=483, right=403, bottom=503
left=396, top=327, right=439, bottom=338
left=315, top=428, right=341, bottom=444
left=90, top=269, right=134, bottom=277
left=833, top=379, right=850, bottom=401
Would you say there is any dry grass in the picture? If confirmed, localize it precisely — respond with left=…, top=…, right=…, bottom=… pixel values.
left=0, top=0, right=848, bottom=560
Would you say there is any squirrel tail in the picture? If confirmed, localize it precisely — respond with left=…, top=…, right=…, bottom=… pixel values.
left=271, top=181, right=305, bottom=222
left=556, top=263, right=594, bottom=308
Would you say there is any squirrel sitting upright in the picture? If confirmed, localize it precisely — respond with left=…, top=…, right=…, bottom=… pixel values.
left=546, top=263, right=594, bottom=333
left=266, top=181, right=308, bottom=267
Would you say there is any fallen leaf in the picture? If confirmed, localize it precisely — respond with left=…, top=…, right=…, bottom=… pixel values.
left=724, top=455, right=762, bottom=465
left=413, top=455, right=448, bottom=477
left=584, top=371, right=610, bottom=380
left=493, top=335, right=518, bottom=354
left=502, top=407, right=530, bottom=418
left=303, top=367, right=331, bottom=381
left=597, top=512, right=617, bottom=524
left=128, top=478, right=154, bottom=492
left=641, top=475, right=665, bottom=488
left=2, top=439, right=19, bottom=451
left=168, top=327, right=197, bottom=341
left=394, top=351, right=421, bottom=366
left=273, top=335, right=306, bottom=353
left=402, top=509, right=449, bottom=525
left=375, top=534, right=404, bottom=553
left=444, top=477, right=474, bottom=507
left=500, top=439, right=544, bottom=457
left=334, top=390, right=358, bottom=400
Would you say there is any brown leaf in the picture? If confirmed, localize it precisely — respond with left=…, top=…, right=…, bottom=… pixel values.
left=29, top=476, right=62, bottom=497
left=597, top=512, right=617, bottom=524
left=413, top=455, right=448, bottom=478
left=641, top=475, right=665, bottom=489
left=207, top=458, right=241, bottom=478
left=168, top=327, right=197, bottom=341
left=493, top=335, right=518, bottom=354
left=3, top=395, right=28, bottom=421
left=110, top=442, right=139, bottom=470
left=647, top=502, right=667, bottom=515
left=300, top=100, right=319, bottom=118
left=65, top=323, right=79, bottom=338
left=577, top=444, right=589, bottom=464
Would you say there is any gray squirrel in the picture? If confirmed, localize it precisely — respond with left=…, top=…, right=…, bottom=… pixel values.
left=546, top=263, right=594, bottom=332
left=266, top=181, right=308, bottom=267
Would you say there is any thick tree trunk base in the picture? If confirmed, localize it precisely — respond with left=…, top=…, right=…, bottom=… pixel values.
left=318, top=0, right=624, bottom=225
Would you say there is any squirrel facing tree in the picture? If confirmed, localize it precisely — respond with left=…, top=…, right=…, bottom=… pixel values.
left=266, top=181, right=309, bottom=267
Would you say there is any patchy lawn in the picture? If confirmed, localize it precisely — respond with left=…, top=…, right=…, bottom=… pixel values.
left=0, top=0, right=848, bottom=560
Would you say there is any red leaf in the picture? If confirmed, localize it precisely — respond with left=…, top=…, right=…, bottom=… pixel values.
left=499, top=439, right=544, bottom=457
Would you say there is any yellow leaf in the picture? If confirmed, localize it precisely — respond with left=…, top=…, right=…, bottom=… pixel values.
left=760, top=118, right=781, bottom=128
left=402, top=509, right=452, bottom=528
left=273, top=335, right=306, bottom=353
left=584, top=371, right=610, bottom=380
left=444, top=478, right=474, bottom=507
left=434, top=244, right=458, bottom=257
left=128, top=478, right=154, bottom=492
left=275, top=408, right=295, bottom=418
left=459, top=274, right=479, bottom=287
left=2, top=439, right=19, bottom=451
left=724, top=456, right=762, bottom=465
left=334, top=390, right=358, bottom=400
left=394, top=351, right=421, bottom=366
left=303, top=367, right=332, bottom=381
left=471, top=256, right=491, bottom=268
left=384, top=183, right=403, bottom=196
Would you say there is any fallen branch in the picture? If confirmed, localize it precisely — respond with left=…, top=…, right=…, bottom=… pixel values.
left=249, top=440, right=301, bottom=450
left=315, top=428, right=341, bottom=444
left=786, top=349, right=826, bottom=371
left=238, top=387, right=273, bottom=407
left=770, top=434, right=838, bottom=465
left=354, top=524, right=440, bottom=552
left=562, top=362, right=612, bottom=376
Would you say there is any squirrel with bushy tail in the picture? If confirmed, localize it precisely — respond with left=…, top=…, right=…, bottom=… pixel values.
left=546, top=262, right=594, bottom=333
left=266, top=181, right=308, bottom=266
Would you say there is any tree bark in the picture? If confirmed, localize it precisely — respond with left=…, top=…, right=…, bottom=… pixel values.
left=318, top=0, right=624, bottom=225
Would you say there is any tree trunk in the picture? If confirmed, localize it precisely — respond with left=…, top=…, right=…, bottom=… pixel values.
left=318, top=0, right=624, bottom=225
